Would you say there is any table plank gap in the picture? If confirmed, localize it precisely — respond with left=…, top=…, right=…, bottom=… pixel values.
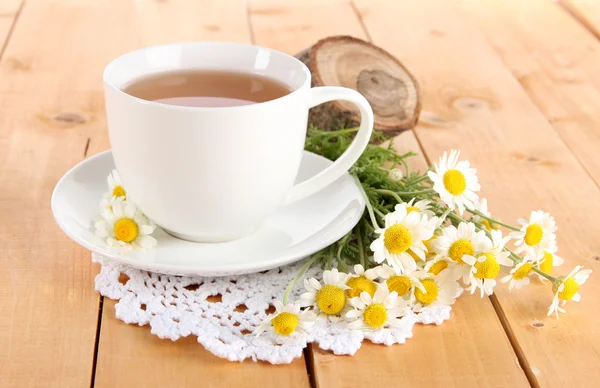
left=89, top=296, right=104, bottom=388
left=349, top=0, right=372, bottom=42
left=0, top=0, right=24, bottom=59
left=303, top=344, right=319, bottom=388
left=354, top=0, right=600, bottom=387
left=0, top=0, right=103, bottom=385
left=463, top=0, right=600, bottom=206
left=249, top=1, right=529, bottom=387
left=85, top=0, right=312, bottom=385
left=559, top=0, right=600, bottom=39
left=489, top=295, right=540, bottom=388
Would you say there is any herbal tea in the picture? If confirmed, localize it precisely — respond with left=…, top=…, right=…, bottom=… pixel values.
left=122, top=70, right=292, bottom=107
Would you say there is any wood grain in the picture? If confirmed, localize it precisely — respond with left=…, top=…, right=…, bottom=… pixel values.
left=0, top=1, right=100, bottom=386
left=0, top=0, right=21, bottom=50
left=79, top=1, right=309, bottom=387
left=249, top=1, right=529, bottom=387
left=561, top=0, right=600, bottom=39
left=96, top=300, right=311, bottom=388
left=0, top=0, right=307, bottom=387
left=464, top=0, right=600, bottom=188
left=355, top=0, right=600, bottom=386
left=250, top=0, right=363, bottom=54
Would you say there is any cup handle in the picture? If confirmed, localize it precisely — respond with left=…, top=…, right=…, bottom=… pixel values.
left=284, top=86, right=374, bottom=205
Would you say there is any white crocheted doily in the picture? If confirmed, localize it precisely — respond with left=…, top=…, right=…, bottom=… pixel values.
left=93, top=253, right=454, bottom=364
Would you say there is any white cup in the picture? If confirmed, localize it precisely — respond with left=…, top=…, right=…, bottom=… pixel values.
left=103, top=42, right=373, bottom=242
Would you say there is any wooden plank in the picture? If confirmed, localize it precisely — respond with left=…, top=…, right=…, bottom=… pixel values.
left=97, top=300, right=311, bottom=388
left=0, top=1, right=100, bottom=386
left=464, top=0, right=600, bottom=188
left=249, top=1, right=529, bottom=387
left=0, top=0, right=21, bottom=50
left=0, top=0, right=308, bottom=387
left=560, top=0, right=600, bottom=39
left=71, top=1, right=310, bottom=387
left=250, top=0, right=363, bottom=54
left=355, top=0, right=600, bottom=386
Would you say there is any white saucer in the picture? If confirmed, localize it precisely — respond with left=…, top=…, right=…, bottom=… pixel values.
left=51, top=150, right=365, bottom=276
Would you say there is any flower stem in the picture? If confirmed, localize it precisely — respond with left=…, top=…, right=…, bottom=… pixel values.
left=376, top=188, right=435, bottom=200
left=439, top=207, right=453, bottom=223
left=336, top=231, right=352, bottom=263
left=531, top=266, right=556, bottom=282
left=374, top=207, right=386, bottom=220
left=326, top=245, right=334, bottom=270
left=357, top=223, right=366, bottom=269
left=409, top=174, right=431, bottom=185
left=353, top=175, right=380, bottom=230
left=375, top=189, right=402, bottom=203
left=504, top=247, right=557, bottom=283
left=283, top=255, right=319, bottom=304
left=466, top=208, right=520, bottom=231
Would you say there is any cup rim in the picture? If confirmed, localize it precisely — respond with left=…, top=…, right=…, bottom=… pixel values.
left=103, top=41, right=311, bottom=112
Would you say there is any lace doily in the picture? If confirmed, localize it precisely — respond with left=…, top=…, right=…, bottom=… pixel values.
left=93, top=253, right=454, bottom=364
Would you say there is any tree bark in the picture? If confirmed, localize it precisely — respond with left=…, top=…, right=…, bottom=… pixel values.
left=296, top=36, right=421, bottom=139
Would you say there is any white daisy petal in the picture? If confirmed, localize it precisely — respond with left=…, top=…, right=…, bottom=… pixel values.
left=136, top=235, right=157, bottom=249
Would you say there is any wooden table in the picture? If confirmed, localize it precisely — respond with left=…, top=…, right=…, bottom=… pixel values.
left=2, top=0, right=599, bottom=387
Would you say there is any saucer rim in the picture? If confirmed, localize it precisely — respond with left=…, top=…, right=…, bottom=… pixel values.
left=51, top=150, right=365, bottom=276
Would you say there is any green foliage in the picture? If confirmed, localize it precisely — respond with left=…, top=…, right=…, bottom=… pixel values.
left=305, top=126, right=432, bottom=269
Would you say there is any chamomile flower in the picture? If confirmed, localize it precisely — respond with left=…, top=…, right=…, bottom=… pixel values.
left=299, top=268, right=350, bottom=320
left=468, top=230, right=514, bottom=297
left=346, top=264, right=379, bottom=298
left=106, top=169, right=126, bottom=199
left=99, top=194, right=117, bottom=216
left=345, top=283, right=408, bottom=331
left=500, top=256, right=538, bottom=291
left=254, top=301, right=316, bottom=337
left=423, top=255, right=455, bottom=279
left=510, top=210, right=557, bottom=257
left=396, top=199, right=435, bottom=219
left=469, top=198, right=497, bottom=231
left=95, top=198, right=157, bottom=249
left=547, top=266, right=592, bottom=317
left=428, top=149, right=480, bottom=214
left=410, top=275, right=463, bottom=313
left=370, top=206, right=437, bottom=273
left=377, top=264, right=427, bottom=298
left=535, top=247, right=564, bottom=280
left=431, top=222, right=492, bottom=283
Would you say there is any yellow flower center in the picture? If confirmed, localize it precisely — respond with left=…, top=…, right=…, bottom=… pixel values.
left=424, top=236, right=435, bottom=253
left=474, top=253, right=500, bottom=279
left=347, top=276, right=377, bottom=298
left=481, top=219, right=496, bottom=231
left=316, top=285, right=346, bottom=315
left=406, top=206, right=420, bottom=214
left=112, top=185, right=126, bottom=197
left=428, top=260, right=448, bottom=275
left=443, top=169, right=467, bottom=196
left=363, top=303, right=388, bottom=328
left=540, top=251, right=554, bottom=274
left=384, top=224, right=413, bottom=254
left=524, top=224, right=543, bottom=246
left=513, top=263, right=533, bottom=280
left=448, top=239, right=474, bottom=264
left=414, top=279, right=439, bottom=305
left=557, top=278, right=579, bottom=301
left=408, top=249, right=422, bottom=262
left=271, top=312, right=299, bottom=336
left=113, top=218, right=138, bottom=243
left=386, top=275, right=412, bottom=297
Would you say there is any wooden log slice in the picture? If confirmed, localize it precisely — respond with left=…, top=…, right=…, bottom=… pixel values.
left=296, top=36, right=421, bottom=137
